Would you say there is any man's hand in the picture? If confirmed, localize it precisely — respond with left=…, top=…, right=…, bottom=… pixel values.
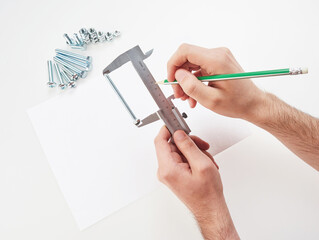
left=167, top=43, right=319, bottom=170
left=154, top=126, right=239, bottom=240
left=167, top=43, right=265, bottom=121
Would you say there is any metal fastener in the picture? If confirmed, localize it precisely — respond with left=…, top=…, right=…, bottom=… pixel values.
left=55, top=49, right=92, bottom=63
left=97, top=31, right=106, bottom=42
left=63, top=33, right=73, bottom=45
left=47, top=60, right=57, bottom=88
left=79, top=28, right=90, bottom=44
left=60, top=69, right=76, bottom=88
left=53, top=63, right=67, bottom=90
left=59, top=64, right=79, bottom=81
left=88, top=28, right=99, bottom=43
left=53, top=56, right=88, bottom=78
left=56, top=54, right=91, bottom=71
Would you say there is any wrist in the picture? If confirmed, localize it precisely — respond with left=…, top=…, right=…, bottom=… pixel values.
left=193, top=198, right=239, bottom=240
left=242, top=90, right=274, bottom=125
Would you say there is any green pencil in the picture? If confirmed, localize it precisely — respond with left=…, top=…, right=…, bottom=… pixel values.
left=156, top=67, right=308, bottom=85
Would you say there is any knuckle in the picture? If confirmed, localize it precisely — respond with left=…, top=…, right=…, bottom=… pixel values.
left=219, top=47, right=231, bottom=55
left=179, top=43, right=190, bottom=51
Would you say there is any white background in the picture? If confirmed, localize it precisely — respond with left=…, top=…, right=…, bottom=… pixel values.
left=1, top=0, right=319, bottom=239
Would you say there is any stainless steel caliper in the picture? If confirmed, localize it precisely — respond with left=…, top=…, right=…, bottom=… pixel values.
left=102, top=45, right=191, bottom=136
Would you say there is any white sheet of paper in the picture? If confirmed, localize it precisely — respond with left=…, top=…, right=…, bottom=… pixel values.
left=28, top=45, right=250, bottom=230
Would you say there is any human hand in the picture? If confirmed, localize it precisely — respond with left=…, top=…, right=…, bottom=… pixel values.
left=167, top=43, right=266, bottom=121
left=154, top=126, right=239, bottom=239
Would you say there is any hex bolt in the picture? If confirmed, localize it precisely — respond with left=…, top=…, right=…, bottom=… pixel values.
left=47, top=60, right=57, bottom=88
left=63, top=33, right=74, bottom=45
left=53, top=56, right=88, bottom=78
left=74, top=33, right=85, bottom=46
left=60, top=69, right=76, bottom=88
left=56, top=54, right=91, bottom=71
left=53, top=63, right=67, bottom=90
left=55, top=49, right=92, bottom=63
left=59, top=64, right=79, bottom=81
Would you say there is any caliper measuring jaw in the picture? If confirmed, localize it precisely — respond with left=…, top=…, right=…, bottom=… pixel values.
left=102, top=45, right=191, bottom=136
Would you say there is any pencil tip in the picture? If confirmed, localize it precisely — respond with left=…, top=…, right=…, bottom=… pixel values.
left=156, top=80, right=164, bottom=85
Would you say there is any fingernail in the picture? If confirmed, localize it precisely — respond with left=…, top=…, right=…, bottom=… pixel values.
left=175, top=70, right=188, bottom=82
left=174, top=130, right=186, bottom=141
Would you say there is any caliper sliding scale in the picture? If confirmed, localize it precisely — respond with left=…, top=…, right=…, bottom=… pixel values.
left=102, top=45, right=191, bottom=136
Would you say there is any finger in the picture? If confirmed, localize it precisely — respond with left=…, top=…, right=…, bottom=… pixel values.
left=202, top=151, right=219, bottom=170
left=172, top=84, right=185, bottom=99
left=173, top=130, right=212, bottom=172
left=188, top=97, right=197, bottom=108
left=175, top=69, right=219, bottom=109
left=154, top=126, right=172, bottom=166
left=190, top=135, right=210, bottom=150
left=167, top=43, right=210, bottom=82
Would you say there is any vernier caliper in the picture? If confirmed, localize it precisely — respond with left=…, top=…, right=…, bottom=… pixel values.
left=102, top=45, right=191, bottom=136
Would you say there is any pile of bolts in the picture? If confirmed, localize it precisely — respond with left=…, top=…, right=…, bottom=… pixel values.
left=47, top=49, right=92, bottom=90
left=64, top=28, right=121, bottom=50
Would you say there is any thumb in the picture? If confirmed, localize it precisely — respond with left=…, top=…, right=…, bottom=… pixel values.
left=175, top=69, right=217, bottom=106
left=173, top=130, right=212, bottom=173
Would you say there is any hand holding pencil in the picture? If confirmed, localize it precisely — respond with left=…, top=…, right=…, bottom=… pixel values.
left=165, top=44, right=307, bottom=121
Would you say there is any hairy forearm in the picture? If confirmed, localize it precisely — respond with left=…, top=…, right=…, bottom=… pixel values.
left=248, top=92, right=319, bottom=171
left=193, top=199, right=240, bottom=240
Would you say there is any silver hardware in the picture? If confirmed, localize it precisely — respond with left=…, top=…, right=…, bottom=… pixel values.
left=88, top=28, right=99, bottom=43
left=60, top=70, right=76, bottom=88
left=59, top=64, right=79, bottom=81
left=98, top=31, right=106, bottom=42
left=63, top=34, right=73, bottom=45
left=102, top=45, right=191, bottom=135
left=64, top=28, right=121, bottom=49
left=56, top=54, right=91, bottom=71
left=105, top=32, right=113, bottom=41
left=79, top=28, right=90, bottom=44
left=55, top=49, right=92, bottom=63
left=47, top=60, right=57, bottom=88
left=53, top=57, right=88, bottom=78
left=53, top=63, right=67, bottom=90
left=104, top=74, right=140, bottom=125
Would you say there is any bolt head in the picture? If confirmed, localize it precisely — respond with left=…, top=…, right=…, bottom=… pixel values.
left=47, top=82, right=56, bottom=88
left=80, top=70, right=88, bottom=78
left=71, top=74, right=79, bottom=81
left=68, top=81, right=76, bottom=88
left=59, top=83, right=67, bottom=90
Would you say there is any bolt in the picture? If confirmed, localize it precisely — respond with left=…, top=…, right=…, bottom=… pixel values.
left=105, top=74, right=140, bottom=124
left=63, top=33, right=74, bottom=45
left=74, top=33, right=84, bottom=46
left=47, top=60, right=57, bottom=88
left=56, top=54, right=91, bottom=71
left=53, top=56, right=88, bottom=78
left=53, top=63, right=67, bottom=90
left=55, top=49, right=92, bottom=63
left=59, top=64, right=79, bottom=81
left=60, top=69, right=76, bottom=88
